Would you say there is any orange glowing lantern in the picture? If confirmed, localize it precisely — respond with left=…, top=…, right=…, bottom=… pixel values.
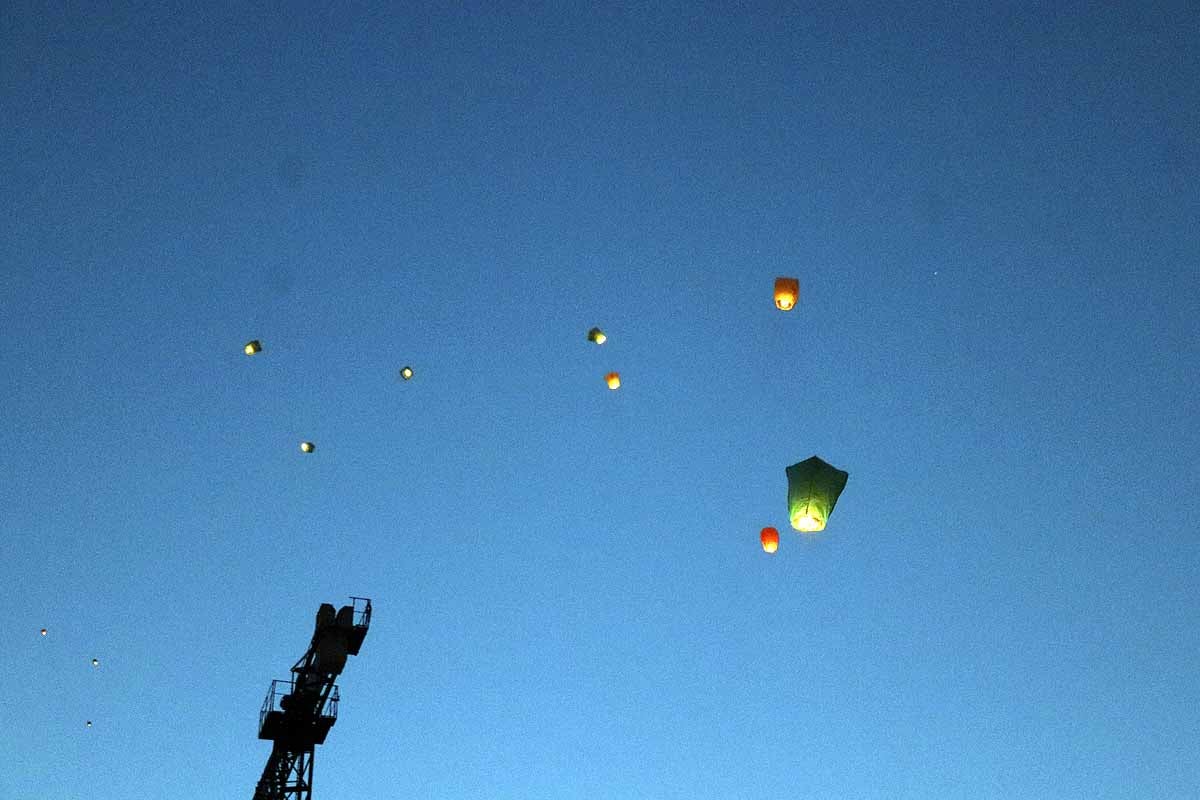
left=774, top=277, right=799, bottom=311
left=244, top=339, right=263, bottom=355
left=760, top=527, right=779, bottom=554
left=605, top=372, right=621, bottom=390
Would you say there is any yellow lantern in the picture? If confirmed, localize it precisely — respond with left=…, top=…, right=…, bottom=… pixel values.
left=244, top=340, right=263, bottom=355
left=587, top=327, right=607, bottom=345
left=605, top=372, right=621, bottom=390
left=300, top=442, right=315, bottom=453
left=400, top=366, right=414, bottom=381
left=774, top=277, right=799, bottom=311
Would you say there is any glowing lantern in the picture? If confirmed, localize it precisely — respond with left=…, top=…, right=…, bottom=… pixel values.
left=40, top=628, right=47, bottom=636
left=605, top=372, right=621, bottom=390
left=244, top=340, right=263, bottom=355
left=786, top=456, right=848, bottom=532
left=300, top=442, right=315, bottom=453
left=400, top=366, right=414, bottom=381
left=760, top=526, right=779, bottom=554
left=86, top=721, right=92, bottom=728
left=774, top=277, right=799, bottom=311
left=91, top=658, right=100, bottom=667
left=587, top=327, right=607, bottom=345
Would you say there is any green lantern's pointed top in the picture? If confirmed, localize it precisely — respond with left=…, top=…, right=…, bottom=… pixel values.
left=786, top=456, right=848, bottom=532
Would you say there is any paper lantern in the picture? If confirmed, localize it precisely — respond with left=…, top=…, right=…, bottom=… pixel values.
left=587, top=327, right=607, bottom=345
left=400, top=366, right=414, bottom=381
left=605, top=372, right=621, bottom=390
left=760, top=526, right=779, bottom=554
left=244, top=340, right=263, bottom=355
left=40, top=628, right=47, bottom=636
left=786, top=456, right=848, bottom=532
left=91, top=658, right=100, bottom=667
left=300, top=442, right=315, bottom=453
left=774, top=277, right=799, bottom=311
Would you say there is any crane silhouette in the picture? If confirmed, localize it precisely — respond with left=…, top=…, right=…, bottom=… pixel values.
left=252, top=597, right=371, bottom=800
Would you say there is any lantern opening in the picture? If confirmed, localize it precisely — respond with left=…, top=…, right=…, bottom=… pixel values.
left=791, top=511, right=824, bottom=533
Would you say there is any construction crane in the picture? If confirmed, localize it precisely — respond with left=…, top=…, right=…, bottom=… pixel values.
left=252, top=597, right=372, bottom=800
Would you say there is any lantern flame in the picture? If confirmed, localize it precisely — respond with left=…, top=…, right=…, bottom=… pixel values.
left=791, top=512, right=824, bottom=532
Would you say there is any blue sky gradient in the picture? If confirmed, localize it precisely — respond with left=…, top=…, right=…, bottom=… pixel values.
left=2, top=2, right=1198, bottom=798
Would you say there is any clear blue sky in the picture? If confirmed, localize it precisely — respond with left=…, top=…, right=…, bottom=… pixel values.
left=3, top=2, right=1198, bottom=798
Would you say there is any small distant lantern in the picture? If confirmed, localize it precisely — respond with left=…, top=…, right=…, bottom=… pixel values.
left=786, top=456, right=849, bottom=532
left=300, top=441, right=315, bottom=453
left=400, top=366, right=414, bottom=381
left=605, top=372, right=621, bottom=390
left=774, top=277, right=799, bottom=311
left=760, top=526, right=779, bottom=554
left=587, top=327, right=607, bottom=345
left=244, top=340, right=263, bottom=355
left=86, top=720, right=92, bottom=728
left=91, top=658, right=100, bottom=667
left=40, top=628, right=47, bottom=636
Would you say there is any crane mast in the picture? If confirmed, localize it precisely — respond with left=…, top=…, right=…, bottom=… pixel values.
left=252, top=597, right=371, bottom=800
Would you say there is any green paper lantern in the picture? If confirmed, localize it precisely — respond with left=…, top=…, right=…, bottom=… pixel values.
left=786, top=456, right=848, bottom=532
